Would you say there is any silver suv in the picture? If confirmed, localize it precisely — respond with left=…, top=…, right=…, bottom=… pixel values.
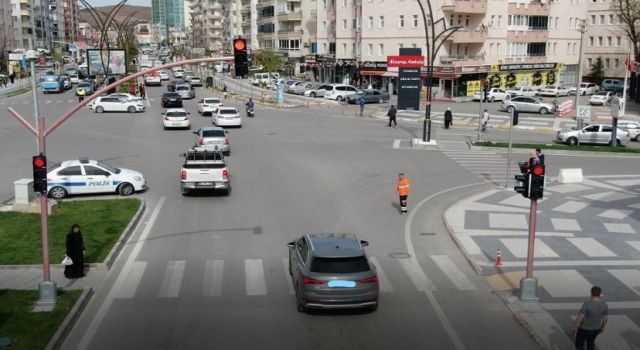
left=287, top=233, right=379, bottom=312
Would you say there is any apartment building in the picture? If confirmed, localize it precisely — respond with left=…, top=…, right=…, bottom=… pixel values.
left=583, top=0, right=630, bottom=80
left=10, top=0, right=34, bottom=50
left=189, top=0, right=227, bottom=54
left=62, top=0, right=79, bottom=44
left=313, top=0, right=632, bottom=97
left=2, top=0, right=15, bottom=57
left=153, top=0, right=186, bottom=30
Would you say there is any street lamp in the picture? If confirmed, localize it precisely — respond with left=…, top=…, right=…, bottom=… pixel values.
left=416, top=0, right=461, bottom=142
left=573, top=19, right=586, bottom=128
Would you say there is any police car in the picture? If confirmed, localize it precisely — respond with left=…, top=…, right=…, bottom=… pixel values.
left=47, top=158, right=147, bottom=199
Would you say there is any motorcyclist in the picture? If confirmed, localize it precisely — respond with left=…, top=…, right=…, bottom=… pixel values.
left=245, top=98, right=255, bottom=116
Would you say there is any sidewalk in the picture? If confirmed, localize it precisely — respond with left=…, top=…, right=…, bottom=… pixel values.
left=443, top=175, right=640, bottom=350
left=0, top=77, right=33, bottom=97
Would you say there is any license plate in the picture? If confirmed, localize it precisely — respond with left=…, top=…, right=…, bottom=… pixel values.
left=172, top=122, right=182, bottom=126
left=170, top=99, right=176, bottom=101
left=198, top=182, right=213, bottom=186
left=328, top=280, right=356, bottom=288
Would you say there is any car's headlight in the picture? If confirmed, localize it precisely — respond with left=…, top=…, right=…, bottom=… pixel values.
left=134, top=176, right=144, bottom=181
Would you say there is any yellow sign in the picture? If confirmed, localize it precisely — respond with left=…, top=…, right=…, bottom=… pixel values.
left=466, top=80, right=481, bottom=96
left=486, top=70, right=560, bottom=89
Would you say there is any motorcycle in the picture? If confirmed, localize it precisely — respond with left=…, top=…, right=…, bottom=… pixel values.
left=246, top=106, right=254, bottom=118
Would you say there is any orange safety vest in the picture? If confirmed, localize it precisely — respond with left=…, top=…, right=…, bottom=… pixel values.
left=397, top=177, right=410, bottom=196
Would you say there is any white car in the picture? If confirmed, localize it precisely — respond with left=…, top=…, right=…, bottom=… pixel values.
left=144, top=72, right=162, bottom=86
left=538, top=85, right=570, bottom=97
left=92, top=96, right=145, bottom=113
left=162, top=108, right=191, bottom=129
left=472, top=88, right=509, bottom=102
left=505, top=86, right=537, bottom=98
left=108, top=93, right=142, bottom=102
left=568, top=83, right=599, bottom=96
left=68, top=74, right=79, bottom=84
left=174, top=69, right=185, bottom=78
left=588, top=91, right=616, bottom=105
left=617, top=120, right=640, bottom=141
left=188, top=76, right=202, bottom=86
left=323, top=84, right=359, bottom=101
left=46, top=158, right=146, bottom=199
left=159, top=70, right=170, bottom=80
left=197, top=97, right=223, bottom=115
left=213, top=106, right=242, bottom=127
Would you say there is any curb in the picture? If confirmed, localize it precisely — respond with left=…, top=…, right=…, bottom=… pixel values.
left=44, top=287, right=94, bottom=350
left=442, top=202, right=485, bottom=276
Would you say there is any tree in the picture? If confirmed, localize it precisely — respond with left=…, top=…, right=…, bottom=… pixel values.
left=589, top=57, right=605, bottom=85
left=613, top=0, right=640, bottom=60
left=252, top=50, right=284, bottom=73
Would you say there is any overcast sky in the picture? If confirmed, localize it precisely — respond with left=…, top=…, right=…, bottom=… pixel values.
left=87, top=0, right=151, bottom=6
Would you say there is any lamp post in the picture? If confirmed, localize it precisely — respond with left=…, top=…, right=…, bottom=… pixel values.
left=416, top=0, right=461, bottom=142
left=573, top=19, right=586, bottom=128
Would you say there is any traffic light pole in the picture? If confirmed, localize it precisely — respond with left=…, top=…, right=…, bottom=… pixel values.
left=520, top=199, right=539, bottom=301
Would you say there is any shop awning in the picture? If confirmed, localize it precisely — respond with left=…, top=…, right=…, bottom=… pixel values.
left=359, top=70, right=388, bottom=76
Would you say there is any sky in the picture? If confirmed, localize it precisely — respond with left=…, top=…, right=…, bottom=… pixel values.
left=87, top=0, right=151, bottom=6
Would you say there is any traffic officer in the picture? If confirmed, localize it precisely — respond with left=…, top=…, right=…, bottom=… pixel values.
left=77, top=87, right=86, bottom=103
left=396, top=173, right=411, bottom=214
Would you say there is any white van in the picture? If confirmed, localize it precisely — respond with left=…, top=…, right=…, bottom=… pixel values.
left=252, top=72, right=280, bottom=86
left=323, top=84, right=359, bottom=101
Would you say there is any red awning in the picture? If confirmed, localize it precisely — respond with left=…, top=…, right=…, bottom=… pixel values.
left=359, top=70, right=388, bottom=76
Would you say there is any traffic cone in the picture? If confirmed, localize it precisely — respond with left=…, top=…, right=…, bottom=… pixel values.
left=495, top=249, right=503, bottom=267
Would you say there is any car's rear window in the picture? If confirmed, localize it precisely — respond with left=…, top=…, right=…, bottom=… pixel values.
left=164, top=93, right=180, bottom=97
left=166, top=111, right=187, bottom=117
left=176, top=86, right=189, bottom=91
left=205, top=99, right=220, bottom=104
left=219, top=109, right=237, bottom=114
left=202, top=130, right=225, bottom=137
left=310, top=256, right=370, bottom=273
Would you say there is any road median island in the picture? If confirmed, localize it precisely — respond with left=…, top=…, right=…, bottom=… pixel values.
left=472, top=141, right=640, bottom=154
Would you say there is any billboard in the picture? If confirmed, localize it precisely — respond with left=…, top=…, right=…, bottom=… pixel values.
left=86, top=49, right=127, bottom=75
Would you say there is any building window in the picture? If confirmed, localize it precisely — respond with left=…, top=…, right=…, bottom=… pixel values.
left=352, top=43, right=356, bottom=54
left=498, top=15, right=502, bottom=27
left=465, top=15, right=470, bottom=27
left=589, top=36, right=593, bottom=46
left=413, top=15, right=418, bottom=27
left=343, top=0, right=347, bottom=6
left=379, top=16, right=384, bottom=28
left=607, top=36, right=611, bottom=46
left=616, top=36, right=621, bottom=46
left=343, top=19, right=347, bottom=30
left=399, top=43, right=403, bottom=49
left=599, top=15, right=605, bottom=25
left=343, top=43, right=347, bottom=54
left=569, top=18, right=573, bottom=29
left=322, top=21, right=327, bottom=31
left=590, top=15, right=595, bottom=25
left=490, top=15, right=495, bottom=27
left=609, top=14, right=614, bottom=24
left=573, top=43, right=577, bottom=54
left=367, top=43, right=373, bottom=55
left=368, top=16, right=373, bottom=29
left=567, top=43, right=571, bottom=54
left=353, top=19, right=357, bottom=29
left=378, top=43, right=384, bottom=55
left=605, top=58, right=610, bottom=68
left=497, top=43, right=500, bottom=55
left=449, top=15, right=454, bottom=27
left=323, top=43, right=327, bottom=53
left=412, top=43, right=417, bottom=48
left=399, top=15, right=405, bottom=28
left=490, top=43, right=494, bottom=55
left=598, top=36, right=603, bottom=46
left=614, top=58, right=619, bottom=68
left=587, top=57, right=592, bottom=67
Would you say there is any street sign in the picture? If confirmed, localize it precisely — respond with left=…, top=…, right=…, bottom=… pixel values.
left=69, top=44, right=77, bottom=52
left=577, top=105, right=591, bottom=120
left=611, top=97, right=620, bottom=119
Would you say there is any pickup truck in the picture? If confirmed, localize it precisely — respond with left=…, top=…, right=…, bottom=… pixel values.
left=180, top=147, right=230, bottom=195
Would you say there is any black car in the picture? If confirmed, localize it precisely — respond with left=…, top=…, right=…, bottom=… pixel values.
left=161, top=92, right=183, bottom=107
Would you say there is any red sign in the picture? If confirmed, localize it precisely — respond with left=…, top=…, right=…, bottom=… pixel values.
left=386, top=55, right=425, bottom=68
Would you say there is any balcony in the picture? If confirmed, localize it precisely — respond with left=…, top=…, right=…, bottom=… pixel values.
left=503, top=56, right=547, bottom=63
left=256, top=0, right=274, bottom=8
left=508, top=2, right=549, bottom=16
left=278, top=29, right=303, bottom=38
left=257, top=15, right=275, bottom=25
left=277, top=11, right=302, bottom=22
left=447, top=29, right=486, bottom=43
left=507, top=29, right=548, bottom=42
left=440, top=54, right=485, bottom=66
left=327, top=7, right=336, bottom=20
left=207, top=2, right=223, bottom=9
left=441, top=0, right=487, bottom=14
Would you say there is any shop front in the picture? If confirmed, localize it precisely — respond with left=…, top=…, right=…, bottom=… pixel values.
left=359, top=61, right=395, bottom=93
left=457, top=65, right=491, bottom=97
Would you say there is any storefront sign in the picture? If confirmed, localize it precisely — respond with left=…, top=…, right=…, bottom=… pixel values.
left=491, top=63, right=559, bottom=72
left=360, top=61, right=387, bottom=71
left=8, top=53, right=23, bottom=61
left=466, top=80, right=481, bottom=96
left=387, top=55, right=425, bottom=68
left=460, top=65, right=491, bottom=74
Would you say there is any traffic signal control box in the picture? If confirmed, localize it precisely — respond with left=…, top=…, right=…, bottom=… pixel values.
left=32, top=154, right=47, bottom=194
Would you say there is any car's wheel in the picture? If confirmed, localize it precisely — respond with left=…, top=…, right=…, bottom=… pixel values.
left=310, top=92, right=316, bottom=97
left=181, top=188, right=189, bottom=196
left=507, top=106, right=515, bottom=114
left=49, top=186, right=67, bottom=199
left=610, top=139, right=622, bottom=146
left=581, top=91, right=586, bottom=96
left=489, top=96, right=495, bottom=102
left=635, top=135, right=640, bottom=142
left=118, top=183, right=135, bottom=196
left=539, top=107, right=549, bottom=115
left=222, top=186, right=230, bottom=196
left=296, top=284, right=308, bottom=313
left=127, top=106, right=136, bottom=113
left=368, top=303, right=379, bottom=313
left=95, top=106, right=104, bottom=113
left=567, top=137, right=578, bottom=145
left=379, top=98, right=384, bottom=104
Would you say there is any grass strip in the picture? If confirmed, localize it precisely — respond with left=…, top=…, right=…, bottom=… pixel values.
left=474, top=141, right=640, bottom=153
left=0, top=198, right=140, bottom=265
left=0, top=289, right=82, bottom=350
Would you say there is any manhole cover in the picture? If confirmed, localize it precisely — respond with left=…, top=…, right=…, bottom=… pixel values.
left=420, top=232, right=436, bottom=236
left=389, top=252, right=412, bottom=259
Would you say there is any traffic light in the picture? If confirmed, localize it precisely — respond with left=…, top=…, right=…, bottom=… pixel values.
left=32, top=154, right=47, bottom=194
left=529, top=164, right=545, bottom=200
left=514, top=172, right=530, bottom=198
left=233, top=38, right=248, bottom=78
left=512, top=110, right=519, bottom=126
left=483, top=80, right=490, bottom=102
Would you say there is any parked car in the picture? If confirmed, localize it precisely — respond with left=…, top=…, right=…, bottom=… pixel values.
left=346, top=89, right=390, bottom=104
left=197, top=97, right=224, bottom=115
left=556, top=124, right=630, bottom=146
left=601, top=79, right=625, bottom=92
left=286, top=81, right=306, bottom=94
left=46, top=158, right=146, bottom=199
left=500, top=96, right=556, bottom=114
left=213, top=106, right=242, bottom=127
left=617, top=120, right=640, bottom=141
left=505, top=86, right=537, bottom=98
left=287, top=233, right=379, bottom=312
left=291, top=82, right=321, bottom=95
left=568, top=82, right=599, bottom=96
left=324, top=84, right=359, bottom=101
left=162, top=108, right=191, bottom=130
left=304, top=84, right=332, bottom=98
left=92, top=96, right=145, bottom=113
left=472, top=88, right=509, bottom=102
left=161, top=92, right=183, bottom=107
left=193, top=126, right=230, bottom=155
left=537, top=85, right=570, bottom=97
left=588, top=91, right=616, bottom=105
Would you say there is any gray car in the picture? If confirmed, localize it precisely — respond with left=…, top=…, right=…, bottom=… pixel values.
left=303, top=84, right=332, bottom=98
left=500, top=96, right=556, bottom=114
left=346, top=89, right=390, bottom=104
left=287, top=233, right=379, bottom=313
left=193, top=126, right=230, bottom=155
left=556, top=124, right=631, bottom=146
left=176, top=84, right=196, bottom=99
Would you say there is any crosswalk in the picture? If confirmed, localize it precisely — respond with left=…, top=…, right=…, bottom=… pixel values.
left=442, top=149, right=521, bottom=185
left=110, top=254, right=478, bottom=300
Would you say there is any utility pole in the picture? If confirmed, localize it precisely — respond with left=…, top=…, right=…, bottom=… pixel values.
left=574, top=20, right=585, bottom=128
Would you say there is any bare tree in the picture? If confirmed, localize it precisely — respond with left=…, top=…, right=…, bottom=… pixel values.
left=613, top=0, right=640, bottom=60
left=79, top=0, right=128, bottom=77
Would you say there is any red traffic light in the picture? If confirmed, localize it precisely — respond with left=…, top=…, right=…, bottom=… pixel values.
left=531, top=164, right=545, bottom=176
left=33, top=155, right=46, bottom=168
left=233, top=39, right=246, bottom=51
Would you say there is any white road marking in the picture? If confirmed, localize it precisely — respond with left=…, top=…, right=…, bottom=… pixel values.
left=245, top=259, right=267, bottom=296
left=392, top=139, right=401, bottom=149
left=203, top=260, right=225, bottom=297
left=78, top=196, right=166, bottom=350
left=158, top=260, right=186, bottom=298
left=368, top=257, right=394, bottom=293
left=398, top=258, right=434, bottom=292
left=282, top=258, right=294, bottom=295
left=608, top=269, right=640, bottom=296
left=567, top=237, right=617, bottom=257
left=113, top=261, right=146, bottom=299
left=431, top=255, right=477, bottom=291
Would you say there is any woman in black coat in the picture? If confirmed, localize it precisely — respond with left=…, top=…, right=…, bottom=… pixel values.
left=64, top=224, right=85, bottom=279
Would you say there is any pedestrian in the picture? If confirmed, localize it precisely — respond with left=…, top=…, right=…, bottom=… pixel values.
left=396, top=173, right=411, bottom=214
left=536, top=148, right=545, bottom=165
left=1, top=76, right=6, bottom=88
left=9, top=72, right=15, bottom=84
left=528, top=150, right=540, bottom=169
left=387, top=104, right=397, bottom=128
left=444, top=107, right=453, bottom=129
left=223, top=84, right=228, bottom=99
left=481, top=109, right=490, bottom=132
left=64, top=224, right=86, bottom=279
left=139, top=84, right=146, bottom=100
left=358, top=96, right=365, bottom=116
left=571, top=286, right=608, bottom=350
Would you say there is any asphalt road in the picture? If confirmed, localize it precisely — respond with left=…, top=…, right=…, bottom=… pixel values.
left=0, top=80, right=637, bottom=349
